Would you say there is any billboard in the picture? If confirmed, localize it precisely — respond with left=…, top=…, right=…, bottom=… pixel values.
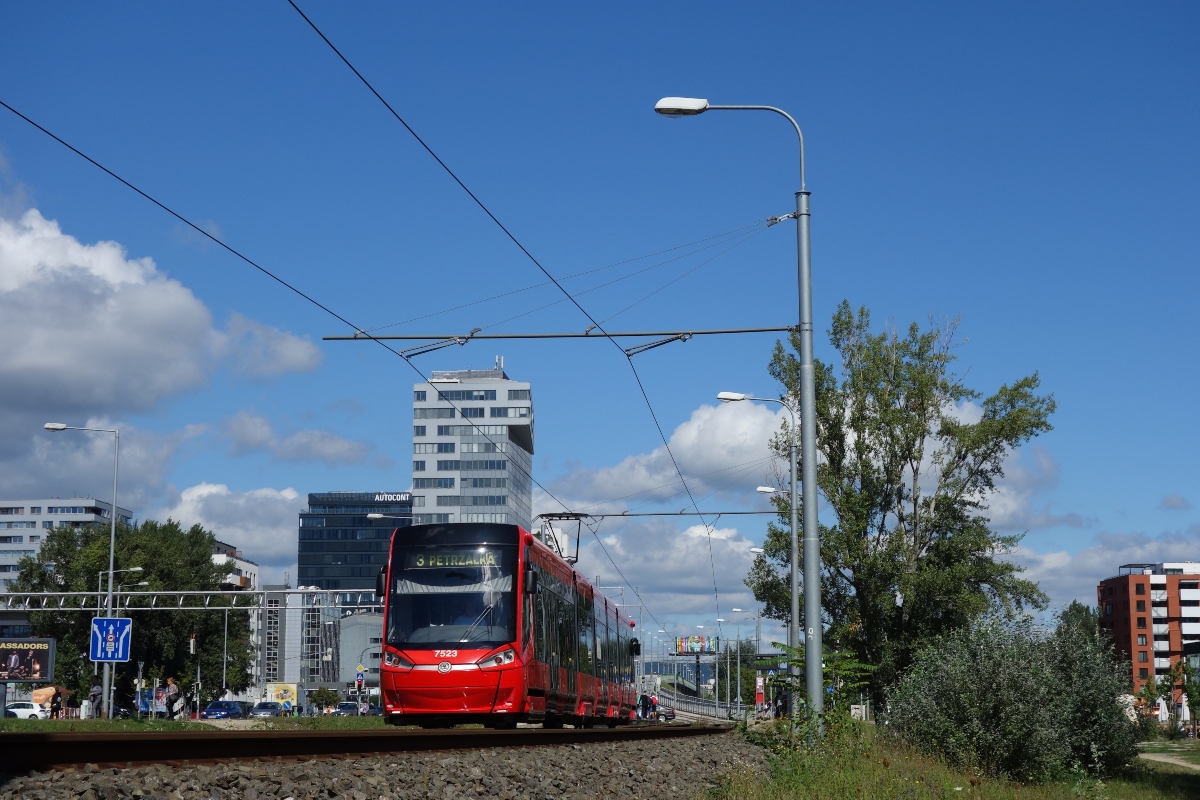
left=0, top=639, right=55, bottom=682
left=674, top=635, right=718, bottom=654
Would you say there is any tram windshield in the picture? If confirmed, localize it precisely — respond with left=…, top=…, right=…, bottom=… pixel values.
left=386, top=543, right=517, bottom=648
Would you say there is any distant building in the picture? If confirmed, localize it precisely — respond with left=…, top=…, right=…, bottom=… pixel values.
left=261, top=583, right=303, bottom=686
left=412, top=357, right=534, bottom=530
left=1098, top=562, right=1200, bottom=697
left=0, top=496, right=133, bottom=639
left=297, top=491, right=413, bottom=591
left=0, top=496, right=133, bottom=590
left=211, top=540, right=259, bottom=591
left=338, top=612, right=384, bottom=695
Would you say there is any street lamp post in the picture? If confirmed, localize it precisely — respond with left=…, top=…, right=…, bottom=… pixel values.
left=47, top=422, right=122, bottom=719
left=665, top=96, right=822, bottom=724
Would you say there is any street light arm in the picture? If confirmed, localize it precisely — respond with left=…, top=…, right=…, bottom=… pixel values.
left=707, top=105, right=806, bottom=191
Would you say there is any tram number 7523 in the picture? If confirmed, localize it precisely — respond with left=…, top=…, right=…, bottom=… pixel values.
left=434, top=650, right=458, bottom=659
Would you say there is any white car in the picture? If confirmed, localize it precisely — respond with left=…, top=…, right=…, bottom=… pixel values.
left=6, top=701, right=49, bottom=720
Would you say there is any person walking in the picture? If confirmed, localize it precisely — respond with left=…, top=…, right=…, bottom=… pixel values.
left=88, top=681, right=102, bottom=719
left=164, top=677, right=180, bottom=720
left=49, top=687, right=62, bottom=719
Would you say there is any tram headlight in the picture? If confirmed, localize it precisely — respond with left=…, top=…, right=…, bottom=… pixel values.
left=476, top=648, right=516, bottom=669
left=384, top=651, right=413, bottom=671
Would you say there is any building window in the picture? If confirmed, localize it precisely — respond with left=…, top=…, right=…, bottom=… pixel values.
left=469, top=477, right=507, bottom=488
left=0, top=508, right=23, bottom=515
left=437, top=425, right=507, bottom=436
left=1135, top=584, right=1145, bottom=595
left=42, top=521, right=53, bottom=529
left=461, top=442, right=504, bottom=453
left=1138, top=651, right=1148, bottom=662
left=1139, top=668, right=1148, bottom=678
left=1137, top=617, right=1146, bottom=629
left=1181, top=581, right=1199, bottom=590
left=29, top=507, right=41, bottom=514
left=411, top=496, right=425, bottom=507
left=414, top=408, right=455, bottom=419
left=414, top=391, right=427, bottom=402
left=437, top=460, right=460, bottom=471
left=1136, top=600, right=1146, bottom=612
left=29, top=535, right=40, bottom=543
left=490, top=407, right=530, bottom=418
left=413, top=478, right=455, bottom=489
left=460, top=408, right=485, bottom=419
left=436, top=443, right=455, bottom=453
left=437, top=390, right=496, bottom=401
left=508, top=389, right=530, bottom=401
left=413, top=425, right=426, bottom=437
left=1105, top=603, right=1112, bottom=615
left=1138, top=634, right=1147, bottom=646
left=413, top=460, right=426, bottom=472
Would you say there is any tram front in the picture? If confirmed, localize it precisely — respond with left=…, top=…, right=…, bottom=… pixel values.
left=378, top=523, right=527, bottom=727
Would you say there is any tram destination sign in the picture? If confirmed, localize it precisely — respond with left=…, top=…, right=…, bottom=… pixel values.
left=0, top=638, right=56, bottom=682
left=405, top=549, right=502, bottom=569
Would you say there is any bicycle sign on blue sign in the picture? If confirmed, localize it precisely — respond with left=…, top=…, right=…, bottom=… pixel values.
left=90, top=617, right=132, bottom=662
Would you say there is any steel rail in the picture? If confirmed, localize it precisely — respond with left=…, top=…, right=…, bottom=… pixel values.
left=0, top=723, right=730, bottom=772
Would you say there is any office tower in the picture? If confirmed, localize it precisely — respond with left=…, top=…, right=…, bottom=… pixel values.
left=412, top=356, right=533, bottom=530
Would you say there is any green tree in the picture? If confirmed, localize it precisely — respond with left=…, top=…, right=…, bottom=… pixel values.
left=747, top=302, right=1052, bottom=700
left=13, top=519, right=255, bottom=707
left=310, top=686, right=341, bottom=711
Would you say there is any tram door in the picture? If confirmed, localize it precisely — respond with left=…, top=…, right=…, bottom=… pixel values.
left=539, top=578, right=561, bottom=698
left=563, top=582, right=577, bottom=697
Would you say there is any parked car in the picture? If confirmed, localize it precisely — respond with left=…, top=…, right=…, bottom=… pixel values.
left=4, top=708, right=16, bottom=718
left=366, top=704, right=383, bottom=717
left=249, top=701, right=282, bottom=718
left=331, top=702, right=361, bottom=716
left=200, top=701, right=245, bottom=720
left=656, top=707, right=676, bottom=722
left=5, top=702, right=48, bottom=720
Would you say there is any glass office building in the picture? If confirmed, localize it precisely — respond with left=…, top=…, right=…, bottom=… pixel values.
left=296, top=491, right=413, bottom=591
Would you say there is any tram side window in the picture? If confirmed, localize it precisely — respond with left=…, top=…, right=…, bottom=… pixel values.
left=578, top=593, right=594, bottom=676
left=594, top=605, right=607, bottom=684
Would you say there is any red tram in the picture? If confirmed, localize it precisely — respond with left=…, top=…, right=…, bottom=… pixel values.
left=374, top=522, right=640, bottom=728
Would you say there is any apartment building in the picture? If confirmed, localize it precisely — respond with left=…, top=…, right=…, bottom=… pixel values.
left=1097, top=562, right=1200, bottom=696
left=412, top=357, right=534, bottom=530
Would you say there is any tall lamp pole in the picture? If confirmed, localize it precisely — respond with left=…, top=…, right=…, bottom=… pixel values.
left=665, top=95, right=821, bottom=722
left=46, top=422, right=121, bottom=719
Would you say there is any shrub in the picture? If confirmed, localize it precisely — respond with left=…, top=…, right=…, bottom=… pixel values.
left=885, top=611, right=1136, bottom=781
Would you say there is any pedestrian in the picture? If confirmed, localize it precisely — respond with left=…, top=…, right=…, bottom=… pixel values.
left=88, top=681, right=102, bottom=718
left=164, top=677, right=180, bottom=720
left=50, top=687, right=62, bottom=719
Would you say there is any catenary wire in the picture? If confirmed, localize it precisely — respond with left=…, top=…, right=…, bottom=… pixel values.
left=0, top=98, right=575, bottom=521
left=286, top=0, right=727, bottom=629
left=361, top=219, right=769, bottom=334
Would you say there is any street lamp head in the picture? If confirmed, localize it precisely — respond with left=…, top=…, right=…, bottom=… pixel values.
left=716, top=392, right=747, bottom=403
left=655, top=97, right=709, bottom=117
left=716, top=618, right=726, bottom=623
left=732, top=608, right=742, bottom=612
left=749, top=547, right=765, bottom=554
left=756, top=486, right=778, bottom=494
left=44, top=423, right=67, bottom=431
left=366, top=513, right=383, bottom=520
left=128, top=567, right=143, bottom=572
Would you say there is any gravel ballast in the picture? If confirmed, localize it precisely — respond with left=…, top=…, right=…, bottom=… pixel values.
left=0, top=732, right=767, bottom=799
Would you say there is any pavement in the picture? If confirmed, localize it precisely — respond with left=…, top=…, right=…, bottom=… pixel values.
left=1138, top=752, right=1200, bottom=771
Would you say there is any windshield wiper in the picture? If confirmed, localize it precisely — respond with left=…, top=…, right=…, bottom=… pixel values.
left=458, top=604, right=494, bottom=643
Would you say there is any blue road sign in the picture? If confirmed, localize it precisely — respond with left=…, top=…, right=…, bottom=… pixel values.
left=356, top=671, right=365, bottom=682
left=90, top=617, right=132, bottom=662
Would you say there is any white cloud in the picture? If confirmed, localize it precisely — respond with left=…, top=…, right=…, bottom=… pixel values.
left=0, top=208, right=323, bottom=493
left=1013, top=526, right=1200, bottom=611
left=223, top=313, right=322, bottom=378
left=154, top=482, right=303, bottom=568
left=2, top=417, right=201, bottom=510
left=1160, top=494, right=1191, bottom=511
left=223, top=411, right=371, bottom=465
left=551, top=401, right=786, bottom=509
left=986, top=447, right=1088, bottom=532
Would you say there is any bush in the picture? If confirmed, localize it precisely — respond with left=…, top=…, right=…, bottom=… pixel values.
left=885, top=611, right=1136, bottom=782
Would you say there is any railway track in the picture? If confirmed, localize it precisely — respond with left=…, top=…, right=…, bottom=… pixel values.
left=0, top=723, right=732, bottom=773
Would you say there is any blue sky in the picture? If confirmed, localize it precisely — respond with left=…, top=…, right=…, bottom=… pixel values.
left=0, top=2, right=1196, bottom=641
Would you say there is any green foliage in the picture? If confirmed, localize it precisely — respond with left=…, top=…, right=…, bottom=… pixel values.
left=886, top=613, right=1137, bottom=782
left=309, top=686, right=341, bottom=710
left=747, top=301, right=1052, bottom=700
left=13, top=519, right=255, bottom=705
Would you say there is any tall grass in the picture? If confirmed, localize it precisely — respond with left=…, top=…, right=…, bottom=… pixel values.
left=711, top=722, right=1200, bottom=800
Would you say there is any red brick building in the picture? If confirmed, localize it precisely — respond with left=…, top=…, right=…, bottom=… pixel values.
left=1097, top=562, right=1200, bottom=698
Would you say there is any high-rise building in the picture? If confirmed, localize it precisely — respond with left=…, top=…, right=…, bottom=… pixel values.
left=0, top=496, right=134, bottom=590
left=412, top=358, right=533, bottom=530
left=1097, top=562, right=1200, bottom=697
left=296, top=491, right=413, bottom=591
